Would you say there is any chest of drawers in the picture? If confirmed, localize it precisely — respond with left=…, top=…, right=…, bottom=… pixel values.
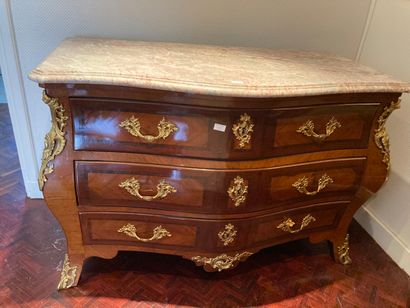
left=29, top=38, right=409, bottom=289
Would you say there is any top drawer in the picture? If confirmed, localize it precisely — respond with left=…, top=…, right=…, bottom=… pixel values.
left=71, top=98, right=378, bottom=160
left=72, top=98, right=262, bottom=160
left=263, top=104, right=378, bottom=157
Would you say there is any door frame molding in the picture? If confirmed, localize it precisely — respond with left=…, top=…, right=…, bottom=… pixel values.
left=0, top=0, right=42, bottom=198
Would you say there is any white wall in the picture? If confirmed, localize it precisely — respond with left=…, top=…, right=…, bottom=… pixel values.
left=0, top=73, right=7, bottom=103
left=2, top=0, right=409, bottom=273
left=354, top=0, right=410, bottom=274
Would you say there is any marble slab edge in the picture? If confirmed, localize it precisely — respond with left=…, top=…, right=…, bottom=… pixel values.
left=28, top=72, right=410, bottom=98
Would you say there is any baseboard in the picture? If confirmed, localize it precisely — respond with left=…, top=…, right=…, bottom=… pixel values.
left=25, top=180, right=43, bottom=199
left=354, top=206, right=410, bottom=275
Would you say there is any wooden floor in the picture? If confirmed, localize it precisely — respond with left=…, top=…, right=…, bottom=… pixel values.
left=0, top=104, right=409, bottom=308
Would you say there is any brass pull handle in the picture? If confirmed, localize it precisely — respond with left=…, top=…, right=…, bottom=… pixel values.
left=292, top=173, right=333, bottom=196
left=277, top=214, right=316, bottom=234
left=296, top=117, right=341, bottom=142
left=119, top=116, right=178, bottom=142
left=227, top=176, right=248, bottom=207
left=119, top=177, right=177, bottom=201
left=117, top=223, right=171, bottom=242
left=232, top=113, right=254, bottom=148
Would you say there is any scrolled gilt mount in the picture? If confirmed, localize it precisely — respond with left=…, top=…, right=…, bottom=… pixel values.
left=38, top=91, right=68, bottom=190
left=227, top=176, right=248, bottom=207
left=218, top=224, right=237, bottom=246
left=374, top=99, right=401, bottom=172
left=57, top=254, right=78, bottom=290
left=232, top=113, right=254, bottom=148
left=336, top=234, right=352, bottom=265
left=192, top=251, right=253, bottom=272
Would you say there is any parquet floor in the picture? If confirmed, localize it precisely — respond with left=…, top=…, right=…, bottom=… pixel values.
left=0, top=104, right=409, bottom=307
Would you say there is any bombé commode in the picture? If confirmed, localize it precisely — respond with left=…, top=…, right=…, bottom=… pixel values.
left=29, top=38, right=410, bottom=289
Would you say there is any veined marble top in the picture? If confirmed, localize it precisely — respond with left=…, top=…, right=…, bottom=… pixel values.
left=29, top=37, right=410, bottom=98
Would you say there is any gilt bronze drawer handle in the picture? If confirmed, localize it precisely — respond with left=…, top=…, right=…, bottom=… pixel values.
left=218, top=224, right=237, bottom=246
left=119, top=177, right=177, bottom=201
left=296, top=117, right=341, bottom=142
left=227, top=176, right=248, bottom=207
left=117, top=223, right=171, bottom=242
left=232, top=113, right=254, bottom=148
left=292, top=173, right=333, bottom=196
left=277, top=214, right=316, bottom=234
left=119, top=116, right=178, bottom=142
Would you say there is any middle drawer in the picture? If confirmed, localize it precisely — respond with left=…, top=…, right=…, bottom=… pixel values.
left=75, top=158, right=365, bottom=214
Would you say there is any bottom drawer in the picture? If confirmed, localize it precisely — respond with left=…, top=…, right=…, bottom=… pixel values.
left=80, top=201, right=347, bottom=253
left=80, top=213, right=199, bottom=249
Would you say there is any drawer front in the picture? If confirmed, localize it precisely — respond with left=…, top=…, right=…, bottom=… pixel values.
left=80, top=212, right=254, bottom=252
left=263, top=104, right=378, bottom=157
left=71, top=98, right=263, bottom=160
left=252, top=202, right=345, bottom=245
left=76, top=158, right=365, bottom=213
left=80, top=213, right=198, bottom=248
left=71, top=99, right=377, bottom=160
left=261, top=158, right=365, bottom=208
left=79, top=202, right=346, bottom=251
left=75, top=161, right=259, bottom=212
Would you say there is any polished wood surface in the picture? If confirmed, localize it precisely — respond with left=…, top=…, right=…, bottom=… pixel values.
left=81, top=212, right=198, bottom=248
left=267, top=104, right=378, bottom=156
left=79, top=201, right=346, bottom=254
left=70, top=97, right=378, bottom=160
left=76, top=161, right=212, bottom=211
left=263, top=157, right=365, bottom=206
left=36, top=80, right=403, bottom=288
left=72, top=98, right=228, bottom=159
left=76, top=158, right=363, bottom=214
left=2, top=104, right=409, bottom=307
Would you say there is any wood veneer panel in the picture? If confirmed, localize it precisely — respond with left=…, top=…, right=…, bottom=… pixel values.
left=71, top=98, right=263, bottom=160
left=79, top=201, right=347, bottom=253
left=71, top=98, right=378, bottom=160
left=75, top=158, right=363, bottom=214
left=266, top=104, right=378, bottom=156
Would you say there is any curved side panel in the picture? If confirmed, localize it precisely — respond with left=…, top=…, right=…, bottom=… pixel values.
left=310, top=97, right=402, bottom=263
left=41, top=94, right=85, bottom=289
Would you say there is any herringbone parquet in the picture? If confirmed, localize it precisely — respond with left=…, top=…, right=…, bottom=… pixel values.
left=0, top=104, right=409, bottom=308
